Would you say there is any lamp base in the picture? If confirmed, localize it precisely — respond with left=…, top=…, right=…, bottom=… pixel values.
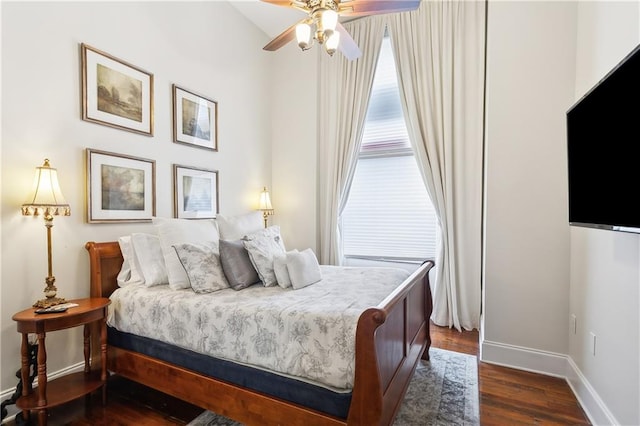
left=33, top=297, right=66, bottom=309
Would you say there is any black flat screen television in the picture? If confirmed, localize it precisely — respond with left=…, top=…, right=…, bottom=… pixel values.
left=567, top=43, right=640, bottom=233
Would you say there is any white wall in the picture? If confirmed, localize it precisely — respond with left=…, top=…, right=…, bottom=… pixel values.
left=568, top=3, right=640, bottom=425
left=269, top=44, right=319, bottom=253
left=0, top=1, right=273, bottom=393
left=483, top=1, right=575, bottom=356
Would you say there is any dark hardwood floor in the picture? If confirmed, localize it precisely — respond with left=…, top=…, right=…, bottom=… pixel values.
left=5, top=323, right=590, bottom=425
left=432, top=325, right=591, bottom=426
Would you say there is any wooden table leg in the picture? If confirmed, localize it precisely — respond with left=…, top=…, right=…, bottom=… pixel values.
left=83, top=323, right=93, bottom=409
left=36, top=332, right=47, bottom=425
left=83, top=324, right=91, bottom=373
left=19, top=333, right=31, bottom=422
left=100, top=315, right=108, bottom=405
left=38, top=408, right=47, bottom=425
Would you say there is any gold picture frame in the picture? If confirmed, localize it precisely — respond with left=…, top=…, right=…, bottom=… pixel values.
left=86, top=149, right=156, bottom=223
left=172, top=85, right=218, bottom=151
left=81, top=43, right=154, bottom=136
left=173, top=165, right=219, bottom=219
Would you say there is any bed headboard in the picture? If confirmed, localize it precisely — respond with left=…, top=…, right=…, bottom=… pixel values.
left=85, top=241, right=123, bottom=298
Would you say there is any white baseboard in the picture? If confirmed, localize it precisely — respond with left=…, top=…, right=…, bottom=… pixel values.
left=1, top=361, right=84, bottom=425
left=481, top=340, right=618, bottom=426
left=565, top=357, right=620, bottom=426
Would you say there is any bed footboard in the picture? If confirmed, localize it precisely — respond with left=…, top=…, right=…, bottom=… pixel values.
left=348, top=260, right=434, bottom=425
left=85, top=241, right=434, bottom=425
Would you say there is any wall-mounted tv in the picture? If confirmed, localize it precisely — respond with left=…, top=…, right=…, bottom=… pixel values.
left=567, top=43, right=640, bottom=233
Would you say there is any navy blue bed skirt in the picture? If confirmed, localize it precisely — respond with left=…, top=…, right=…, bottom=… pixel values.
left=107, top=327, right=352, bottom=419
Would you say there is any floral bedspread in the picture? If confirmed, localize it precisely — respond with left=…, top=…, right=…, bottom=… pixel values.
left=107, top=265, right=410, bottom=390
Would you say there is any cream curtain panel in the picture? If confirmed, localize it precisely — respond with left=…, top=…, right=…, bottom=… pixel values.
left=317, top=2, right=485, bottom=331
left=318, top=16, right=387, bottom=265
left=387, top=0, right=486, bottom=331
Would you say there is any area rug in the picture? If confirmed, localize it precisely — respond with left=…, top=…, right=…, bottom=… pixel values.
left=187, top=348, right=479, bottom=426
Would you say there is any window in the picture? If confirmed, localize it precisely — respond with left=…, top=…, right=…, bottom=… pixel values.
left=341, top=36, right=439, bottom=263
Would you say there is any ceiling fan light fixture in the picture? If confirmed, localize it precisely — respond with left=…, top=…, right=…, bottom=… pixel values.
left=262, top=0, right=421, bottom=60
left=296, top=22, right=313, bottom=50
left=325, top=30, right=340, bottom=56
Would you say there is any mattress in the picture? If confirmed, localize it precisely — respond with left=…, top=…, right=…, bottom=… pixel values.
left=107, top=327, right=353, bottom=418
left=107, top=265, right=410, bottom=390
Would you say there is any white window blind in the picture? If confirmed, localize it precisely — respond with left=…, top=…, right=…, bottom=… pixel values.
left=341, top=36, right=439, bottom=262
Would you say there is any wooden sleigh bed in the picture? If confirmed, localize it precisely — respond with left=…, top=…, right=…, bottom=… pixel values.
left=86, top=241, right=434, bottom=426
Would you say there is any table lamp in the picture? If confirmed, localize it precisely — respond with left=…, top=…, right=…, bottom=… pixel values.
left=21, top=159, right=71, bottom=308
left=258, top=186, right=274, bottom=228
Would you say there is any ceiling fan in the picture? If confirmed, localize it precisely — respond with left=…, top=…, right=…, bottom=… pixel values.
left=261, top=0, right=420, bottom=60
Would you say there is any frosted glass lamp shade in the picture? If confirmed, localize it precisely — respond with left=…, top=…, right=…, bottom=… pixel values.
left=321, top=9, right=338, bottom=32
left=296, top=23, right=312, bottom=50
left=325, top=31, right=340, bottom=56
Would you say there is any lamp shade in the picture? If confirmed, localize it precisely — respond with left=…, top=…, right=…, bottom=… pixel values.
left=325, top=31, right=340, bottom=56
left=321, top=9, right=338, bottom=32
left=296, top=22, right=312, bottom=50
left=22, top=159, right=70, bottom=217
left=259, top=187, right=273, bottom=212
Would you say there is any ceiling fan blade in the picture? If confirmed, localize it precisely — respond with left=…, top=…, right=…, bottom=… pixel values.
left=263, top=21, right=300, bottom=51
left=340, top=0, right=420, bottom=17
left=336, top=23, right=362, bottom=60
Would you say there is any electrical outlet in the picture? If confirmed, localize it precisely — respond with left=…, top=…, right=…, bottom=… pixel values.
left=590, top=332, right=597, bottom=356
left=570, top=314, right=577, bottom=334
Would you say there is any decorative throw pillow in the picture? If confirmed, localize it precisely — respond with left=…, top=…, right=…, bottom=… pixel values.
left=219, top=239, right=260, bottom=290
left=173, top=243, right=229, bottom=293
left=242, top=226, right=286, bottom=287
left=287, top=248, right=322, bottom=290
left=273, top=249, right=298, bottom=289
left=130, top=233, right=168, bottom=287
left=152, top=217, right=220, bottom=290
left=217, top=212, right=263, bottom=241
left=117, top=235, right=144, bottom=287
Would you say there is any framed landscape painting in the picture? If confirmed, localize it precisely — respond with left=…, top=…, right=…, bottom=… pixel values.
left=81, top=43, right=154, bottom=136
left=173, top=165, right=219, bottom=219
left=172, top=85, right=218, bottom=151
left=87, top=149, right=156, bottom=223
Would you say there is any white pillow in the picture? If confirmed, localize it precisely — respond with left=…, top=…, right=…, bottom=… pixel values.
left=273, top=249, right=298, bottom=288
left=117, top=236, right=144, bottom=287
left=173, top=243, right=229, bottom=293
left=130, top=233, right=168, bottom=287
left=242, top=226, right=286, bottom=287
left=116, top=259, right=132, bottom=287
left=152, top=217, right=220, bottom=290
left=116, top=241, right=133, bottom=287
left=287, top=248, right=322, bottom=290
left=217, top=212, right=263, bottom=241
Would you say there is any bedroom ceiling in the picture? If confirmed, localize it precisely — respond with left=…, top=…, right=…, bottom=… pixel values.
left=228, top=0, right=306, bottom=38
